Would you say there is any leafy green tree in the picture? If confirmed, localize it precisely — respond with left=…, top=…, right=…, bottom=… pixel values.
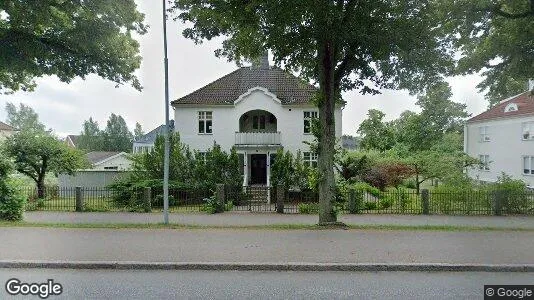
left=102, top=114, right=133, bottom=152
left=5, top=102, right=45, bottom=132
left=78, top=117, right=103, bottom=152
left=0, top=153, right=25, bottom=221
left=357, top=109, right=396, bottom=152
left=442, top=0, right=534, bottom=106
left=134, top=122, right=145, bottom=141
left=0, top=0, right=146, bottom=93
left=3, top=131, right=87, bottom=198
left=173, top=0, right=454, bottom=223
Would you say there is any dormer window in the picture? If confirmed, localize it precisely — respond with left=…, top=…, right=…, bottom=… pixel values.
left=504, top=103, right=518, bottom=112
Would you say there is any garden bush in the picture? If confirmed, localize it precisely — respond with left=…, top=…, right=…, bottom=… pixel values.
left=486, top=174, right=529, bottom=214
left=352, top=182, right=381, bottom=198
left=378, top=197, right=393, bottom=209
left=431, top=185, right=483, bottom=215
left=0, top=179, right=26, bottom=221
left=297, top=203, right=319, bottom=214
left=202, top=195, right=224, bottom=214
left=363, top=201, right=377, bottom=210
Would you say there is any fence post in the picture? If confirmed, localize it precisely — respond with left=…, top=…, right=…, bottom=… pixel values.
left=492, top=190, right=503, bottom=216
left=347, top=188, right=357, bottom=214
left=216, top=184, right=225, bottom=213
left=276, top=184, right=284, bottom=213
left=421, top=189, right=429, bottom=215
left=75, top=186, right=84, bottom=212
left=143, top=187, right=152, bottom=213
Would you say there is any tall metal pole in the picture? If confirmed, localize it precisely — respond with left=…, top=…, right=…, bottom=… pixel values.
left=162, top=0, right=170, bottom=224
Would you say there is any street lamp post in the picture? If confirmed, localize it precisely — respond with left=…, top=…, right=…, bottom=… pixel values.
left=162, top=0, right=170, bottom=224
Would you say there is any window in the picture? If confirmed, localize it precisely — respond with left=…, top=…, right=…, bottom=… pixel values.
left=479, top=155, right=490, bottom=171
left=303, top=152, right=318, bottom=168
left=479, top=126, right=490, bottom=142
left=252, top=115, right=266, bottom=130
left=504, top=103, right=518, bottom=112
left=304, top=111, right=318, bottom=134
left=522, top=122, right=534, bottom=140
left=523, top=156, right=534, bottom=175
left=104, top=166, right=118, bottom=170
left=198, top=111, right=213, bottom=134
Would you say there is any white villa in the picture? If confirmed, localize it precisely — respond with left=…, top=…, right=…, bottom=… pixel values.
left=172, top=54, right=342, bottom=187
left=464, top=86, right=534, bottom=188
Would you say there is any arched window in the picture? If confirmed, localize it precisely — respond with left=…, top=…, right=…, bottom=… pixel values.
left=504, top=103, right=518, bottom=113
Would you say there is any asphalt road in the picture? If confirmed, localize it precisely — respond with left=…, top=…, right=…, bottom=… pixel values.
left=2, top=227, right=534, bottom=264
left=1, top=269, right=533, bottom=299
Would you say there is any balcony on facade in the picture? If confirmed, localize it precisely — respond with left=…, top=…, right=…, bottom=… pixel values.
left=235, top=109, right=281, bottom=146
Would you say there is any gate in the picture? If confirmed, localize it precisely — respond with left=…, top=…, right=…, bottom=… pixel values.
left=225, top=185, right=275, bottom=212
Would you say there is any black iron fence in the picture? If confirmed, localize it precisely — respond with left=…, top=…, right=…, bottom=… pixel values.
left=19, top=186, right=534, bottom=216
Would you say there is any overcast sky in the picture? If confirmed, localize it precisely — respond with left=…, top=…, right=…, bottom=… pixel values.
left=0, top=1, right=490, bottom=138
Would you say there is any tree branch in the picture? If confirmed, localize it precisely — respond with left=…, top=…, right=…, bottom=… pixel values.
left=491, top=2, right=534, bottom=19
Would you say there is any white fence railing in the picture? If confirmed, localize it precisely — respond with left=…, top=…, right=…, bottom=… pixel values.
left=235, top=132, right=281, bottom=145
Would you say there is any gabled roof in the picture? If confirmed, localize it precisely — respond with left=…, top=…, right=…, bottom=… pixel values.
left=85, top=151, right=125, bottom=165
left=0, top=121, right=15, bottom=131
left=468, top=92, right=534, bottom=123
left=134, top=124, right=166, bottom=144
left=65, top=135, right=80, bottom=146
left=172, top=67, right=317, bottom=106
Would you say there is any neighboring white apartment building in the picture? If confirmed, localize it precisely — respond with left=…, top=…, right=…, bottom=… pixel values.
left=172, top=55, right=342, bottom=187
left=132, top=124, right=167, bottom=154
left=464, top=91, right=534, bottom=187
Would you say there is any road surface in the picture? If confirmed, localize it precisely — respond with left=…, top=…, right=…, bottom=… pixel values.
left=1, top=269, right=533, bottom=299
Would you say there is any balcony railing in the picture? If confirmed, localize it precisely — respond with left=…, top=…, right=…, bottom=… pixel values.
left=235, top=132, right=281, bottom=145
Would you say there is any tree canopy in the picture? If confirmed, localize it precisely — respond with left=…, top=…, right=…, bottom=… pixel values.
left=0, top=0, right=147, bottom=93
left=172, top=0, right=454, bottom=223
left=5, top=102, right=46, bottom=132
left=442, top=0, right=534, bottom=105
left=78, top=114, right=136, bottom=153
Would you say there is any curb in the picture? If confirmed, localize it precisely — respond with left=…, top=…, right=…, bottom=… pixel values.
left=1, top=261, right=533, bottom=272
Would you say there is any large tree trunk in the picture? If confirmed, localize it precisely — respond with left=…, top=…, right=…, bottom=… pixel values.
left=317, top=40, right=337, bottom=225
left=36, top=179, right=45, bottom=199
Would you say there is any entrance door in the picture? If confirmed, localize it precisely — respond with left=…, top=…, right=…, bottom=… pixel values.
left=250, top=154, right=267, bottom=185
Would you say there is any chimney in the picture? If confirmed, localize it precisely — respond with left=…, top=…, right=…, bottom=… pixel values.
left=252, top=50, right=269, bottom=69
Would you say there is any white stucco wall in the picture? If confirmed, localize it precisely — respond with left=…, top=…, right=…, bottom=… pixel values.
left=465, top=115, right=534, bottom=186
left=92, top=154, right=132, bottom=171
left=173, top=87, right=342, bottom=154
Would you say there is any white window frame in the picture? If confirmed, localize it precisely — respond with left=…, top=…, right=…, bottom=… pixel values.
left=479, top=126, right=490, bottom=142
left=478, top=154, right=490, bottom=171
left=198, top=111, right=213, bottom=134
left=504, top=103, right=518, bottom=112
left=304, top=111, right=318, bottom=134
left=522, top=122, right=534, bottom=141
left=303, top=152, right=318, bottom=168
left=523, top=156, right=534, bottom=176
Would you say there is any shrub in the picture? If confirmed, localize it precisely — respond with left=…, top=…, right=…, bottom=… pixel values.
left=202, top=195, right=223, bottom=214
left=363, top=201, right=377, bottom=210
left=0, top=179, right=26, bottom=221
left=224, top=201, right=234, bottom=212
left=298, top=203, right=319, bottom=214
left=379, top=197, right=393, bottom=209
left=488, top=173, right=528, bottom=214
left=352, top=182, right=381, bottom=198
left=431, top=185, right=482, bottom=215
left=403, top=179, right=416, bottom=189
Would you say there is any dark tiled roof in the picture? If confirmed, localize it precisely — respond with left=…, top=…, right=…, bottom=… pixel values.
left=86, top=151, right=123, bottom=165
left=172, top=67, right=317, bottom=106
left=468, top=92, right=534, bottom=123
left=0, top=121, right=15, bottom=131
left=66, top=135, right=80, bottom=146
left=134, top=124, right=167, bottom=144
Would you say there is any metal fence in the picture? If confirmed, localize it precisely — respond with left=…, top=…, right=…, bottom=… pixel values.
left=19, top=186, right=534, bottom=216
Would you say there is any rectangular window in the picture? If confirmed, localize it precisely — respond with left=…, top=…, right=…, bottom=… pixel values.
left=304, top=111, right=318, bottom=134
left=479, top=126, right=490, bottom=142
left=303, top=152, right=318, bottom=168
left=522, top=122, right=534, bottom=140
left=104, top=166, right=118, bottom=170
left=523, top=156, right=534, bottom=175
left=479, top=155, right=490, bottom=171
left=198, top=111, right=213, bottom=134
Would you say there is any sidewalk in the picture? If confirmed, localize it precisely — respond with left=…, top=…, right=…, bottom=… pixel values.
left=22, top=211, right=534, bottom=229
left=1, top=227, right=534, bottom=265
